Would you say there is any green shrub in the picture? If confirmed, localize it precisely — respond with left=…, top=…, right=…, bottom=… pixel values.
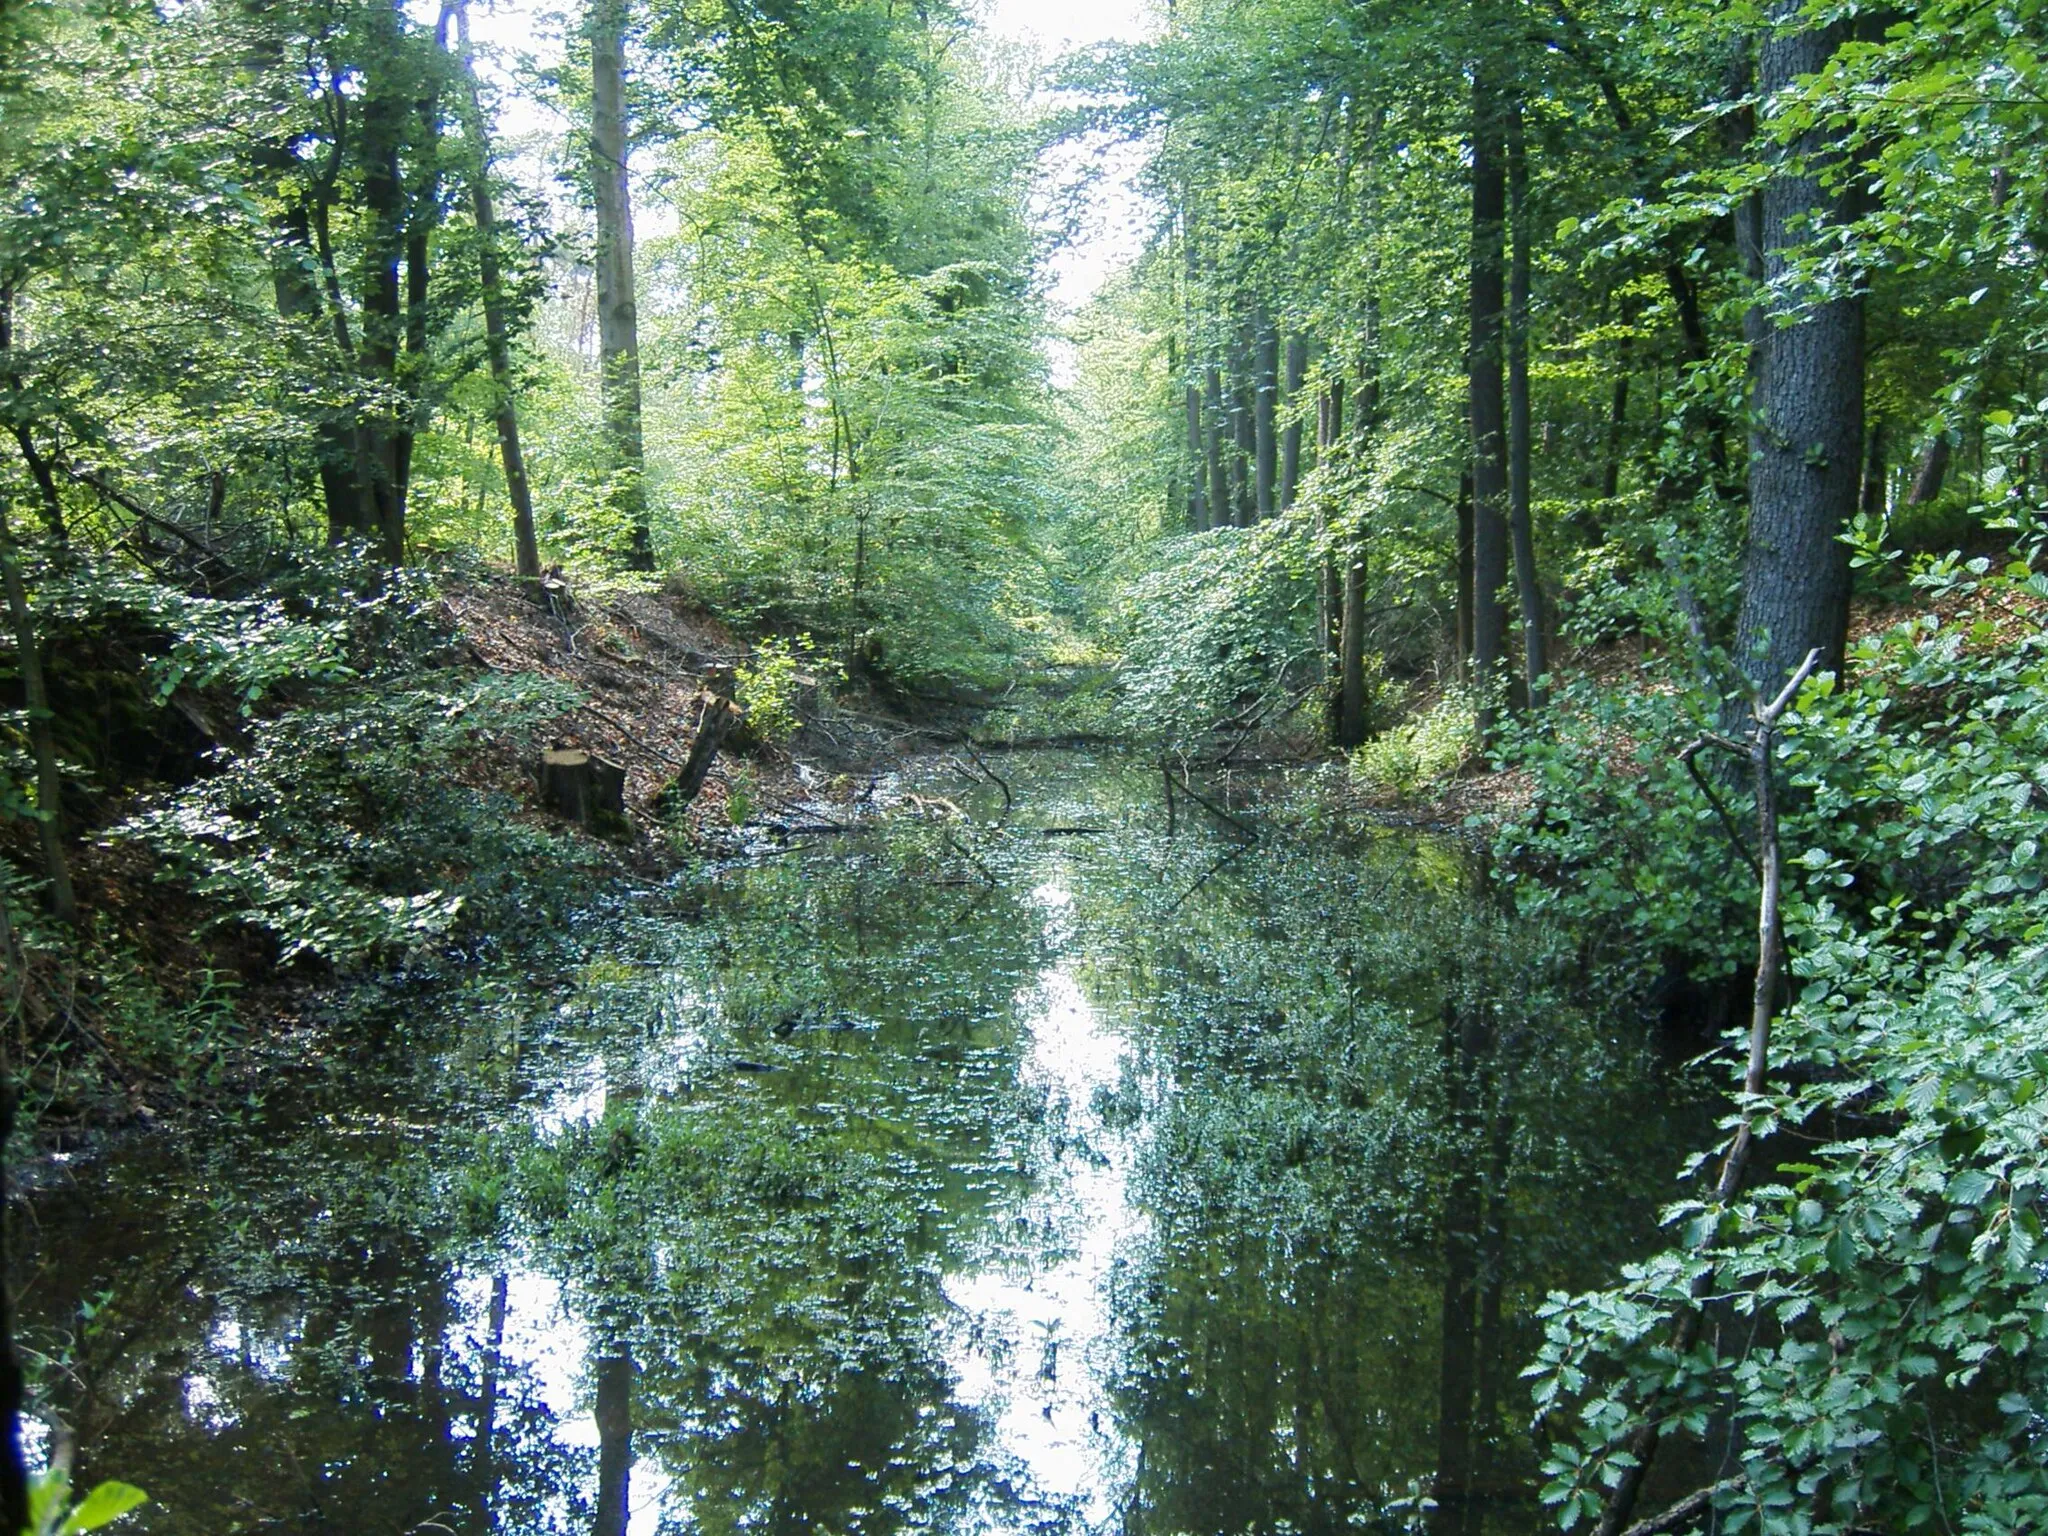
left=1527, top=548, right=2048, bottom=1534
left=1349, top=686, right=1476, bottom=795
left=119, top=671, right=579, bottom=967
left=735, top=634, right=837, bottom=748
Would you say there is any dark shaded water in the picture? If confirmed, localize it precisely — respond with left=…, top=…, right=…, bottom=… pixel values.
left=15, top=754, right=1700, bottom=1534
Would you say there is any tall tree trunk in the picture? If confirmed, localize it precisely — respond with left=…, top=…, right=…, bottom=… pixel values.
left=1734, top=5, right=1864, bottom=695
left=1319, top=378, right=1344, bottom=666
left=1469, top=68, right=1511, bottom=741
left=590, top=0, right=652, bottom=571
left=0, top=495, right=74, bottom=922
left=1182, top=211, right=1208, bottom=532
left=1506, top=101, right=1548, bottom=709
left=1280, top=335, right=1307, bottom=509
left=1906, top=430, right=1950, bottom=505
left=1204, top=364, right=1228, bottom=530
left=1600, top=331, right=1629, bottom=507
left=1338, top=552, right=1369, bottom=750
left=359, top=66, right=409, bottom=566
left=392, top=10, right=450, bottom=554
left=266, top=205, right=366, bottom=543
left=0, top=287, right=65, bottom=542
left=1254, top=318, right=1279, bottom=519
left=1860, top=420, right=1887, bottom=522
left=1338, top=344, right=1382, bottom=749
left=454, top=5, right=543, bottom=585
left=0, top=911, right=25, bottom=1536
left=1230, top=328, right=1255, bottom=525
left=1455, top=471, right=1475, bottom=674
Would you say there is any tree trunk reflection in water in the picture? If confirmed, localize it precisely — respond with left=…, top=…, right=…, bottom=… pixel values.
left=593, top=1349, right=635, bottom=1536
left=1433, top=999, right=1482, bottom=1536
left=473, top=1273, right=509, bottom=1528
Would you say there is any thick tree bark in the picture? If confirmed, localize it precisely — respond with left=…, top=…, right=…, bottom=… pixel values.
left=1734, top=5, right=1864, bottom=696
left=0, top=495, right=74, bottom=922
left=660, top=695, right=741, bottom=811
left=1253, top=318, right=1279, bottom=520
left=1280, top=335, right=1307, bottom=509
left=1469, top=70, right=1510, bottom=740
left=454, top=5, right=543, bottom=586
left=590, top=0, right=653, bottom=571
left=1506, top=102, right=1548, bottom=708
left=540, top=749, right=628, bottom=829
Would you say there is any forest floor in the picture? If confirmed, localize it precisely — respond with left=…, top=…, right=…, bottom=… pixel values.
left=440, top=570, right=1011, bottom=853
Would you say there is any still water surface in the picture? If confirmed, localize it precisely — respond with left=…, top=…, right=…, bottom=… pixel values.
left=17, top=754, right=1697, bottom=1534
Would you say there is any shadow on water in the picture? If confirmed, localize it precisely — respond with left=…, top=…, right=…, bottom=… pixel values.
left=13, top=753, right=1703, bottom=1534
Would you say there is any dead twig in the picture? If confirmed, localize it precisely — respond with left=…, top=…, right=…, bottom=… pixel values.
left=1594, top=649, right=1820, bottom=1536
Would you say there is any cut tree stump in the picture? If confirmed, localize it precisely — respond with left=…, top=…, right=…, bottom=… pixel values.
left=656, top=696, right=742, bottom=813
left=539, top=749, right=627, bottom=830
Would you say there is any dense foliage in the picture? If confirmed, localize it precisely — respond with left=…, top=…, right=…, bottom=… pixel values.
left=1063, top=0, right=2048, bottom=1529
left=0, top=0, right=1060, bottom=1068
left=8, top=0, right=2048, bottom=1530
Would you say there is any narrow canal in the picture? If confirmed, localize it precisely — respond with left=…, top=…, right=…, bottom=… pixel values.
left=15, top=754, right=1700, bottom=1534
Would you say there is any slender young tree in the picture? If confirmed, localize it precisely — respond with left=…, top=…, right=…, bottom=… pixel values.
left=0, top=493, right=73, bottom=922
left=1280, top=334, right=1307, bottom=509
left=1506, top=100, right=1547, bottom=707
left=453, top=4, right=542, bottom=586
left=1204, top=361, right=1228, bottom=527
left=589, top=0, right=653, bottom=570
left=1254, top=317, right=1279, bottom=519
left=1468, top=63, right=1511, bottom=740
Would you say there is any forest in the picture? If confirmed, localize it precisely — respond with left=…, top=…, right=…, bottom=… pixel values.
left=2, top=0, right=2046, bottom=1531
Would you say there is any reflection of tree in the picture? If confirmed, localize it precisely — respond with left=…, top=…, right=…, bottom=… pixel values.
left=592, top=1351, right=633, bottom=1536
left=1097, top=829, right=1697, bottom=1535
left=633, top=1345, right=989, bottom=1536
left=13, top=1130, right=587, bottom=1535
left=512, top=826, right=1056, bottom=1534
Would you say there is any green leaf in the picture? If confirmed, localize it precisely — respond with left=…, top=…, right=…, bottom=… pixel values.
left=60, top=1483, right=148, bottom=1534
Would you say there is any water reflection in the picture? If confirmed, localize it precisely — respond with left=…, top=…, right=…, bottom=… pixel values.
left=14, top=755, right=1698, bottom=1534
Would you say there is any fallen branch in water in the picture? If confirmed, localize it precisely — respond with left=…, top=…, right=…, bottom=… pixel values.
left=1164, top=843, right=1252, bottom=915
left=1619, top=1480, right=1741, bottom=1536
left=1170, top=771, right=1259, bottom=842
